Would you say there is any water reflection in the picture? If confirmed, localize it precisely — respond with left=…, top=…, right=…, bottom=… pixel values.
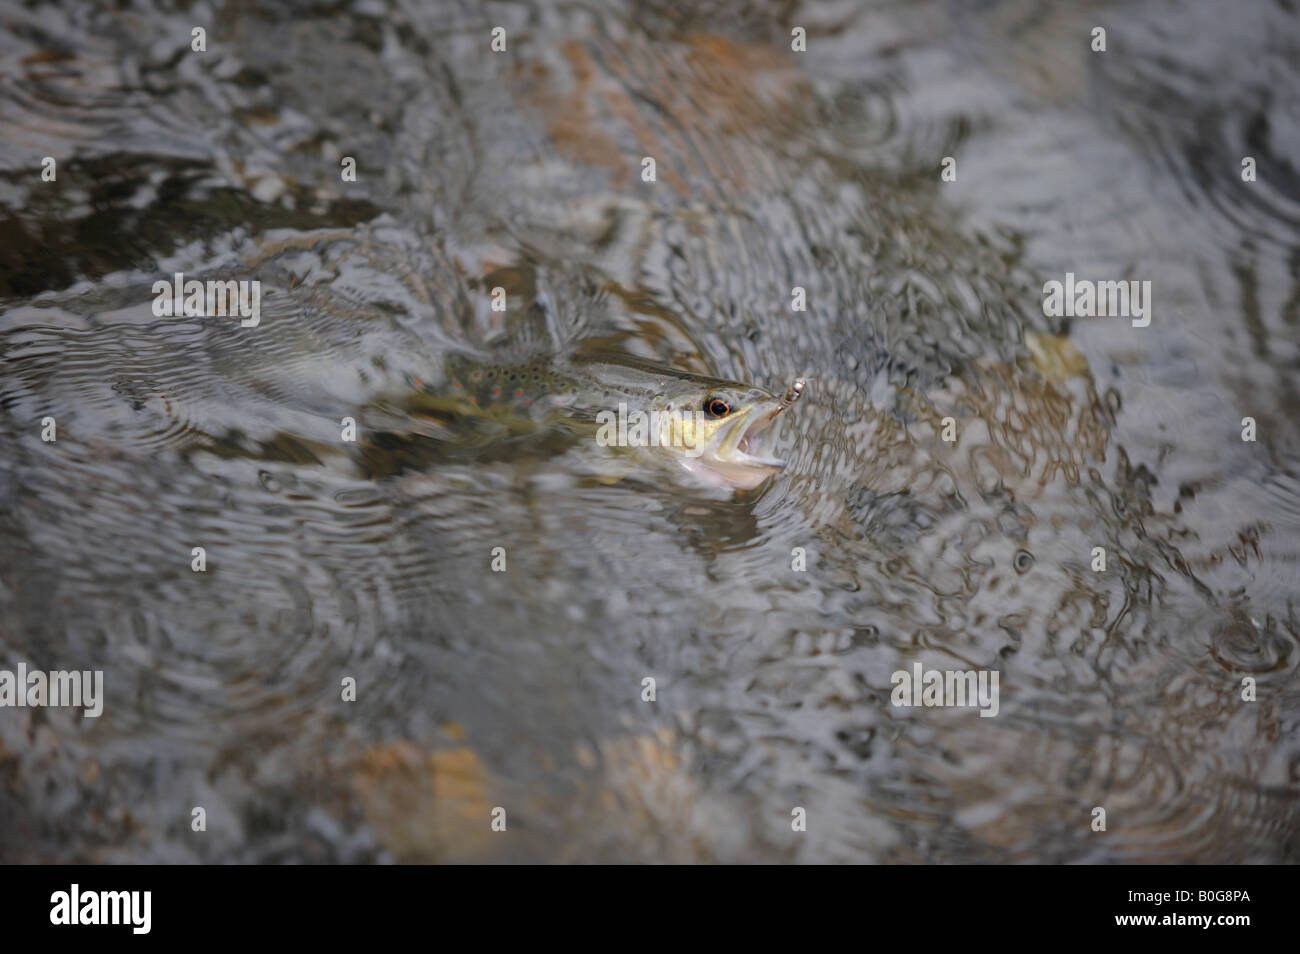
left=1, top=0, right=1297, bottom=862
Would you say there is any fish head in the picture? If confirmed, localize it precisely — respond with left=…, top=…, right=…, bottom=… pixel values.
left=650, top=378, right=805, bottom=490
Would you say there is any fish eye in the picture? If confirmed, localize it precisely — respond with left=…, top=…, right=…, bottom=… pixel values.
left=704, top=396, right=731, bottom=418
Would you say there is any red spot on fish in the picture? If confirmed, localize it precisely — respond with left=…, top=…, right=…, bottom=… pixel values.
left=515, top=389, right=522, bottom=396
left=471, top=397, right=478, bottom=405
left=472, top=372, right=480, bottom=379
left=526, top=399, right=533, bottom=405
left=453, top=380, right=461, bottom=388
left=414, top=377, right=422, bottom=386
left=492, top=388, right=500, bottom=395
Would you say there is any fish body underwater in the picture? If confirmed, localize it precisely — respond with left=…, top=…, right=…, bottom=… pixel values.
left=369, top=350, right=804, bottom=490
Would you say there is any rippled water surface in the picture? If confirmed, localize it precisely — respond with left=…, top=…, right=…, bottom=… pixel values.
left=2, top=0, right=1298, bottom=862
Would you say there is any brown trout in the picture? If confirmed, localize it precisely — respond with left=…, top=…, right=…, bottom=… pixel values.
left=384, top=351, right=805, bottom=490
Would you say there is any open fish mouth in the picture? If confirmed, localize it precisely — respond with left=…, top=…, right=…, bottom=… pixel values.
left=709, top=378, right=805, bottom=476
left=666, top=377, right=805, bottom=490
left=732, top=412, right=788, bottom=469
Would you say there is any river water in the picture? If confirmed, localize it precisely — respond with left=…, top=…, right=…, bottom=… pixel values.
left=1, top=0, right=1297, bottom=862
